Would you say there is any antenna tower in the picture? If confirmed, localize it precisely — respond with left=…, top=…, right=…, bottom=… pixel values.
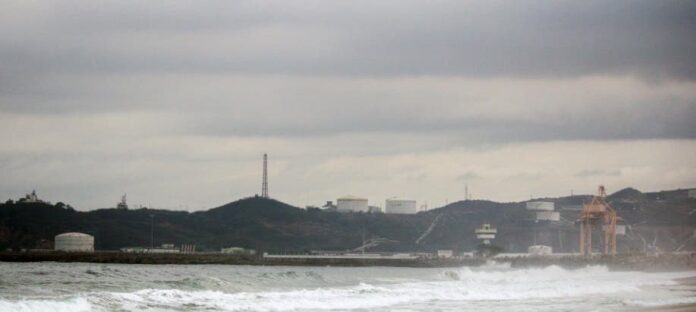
left=261, top=153, right=269, bottom=198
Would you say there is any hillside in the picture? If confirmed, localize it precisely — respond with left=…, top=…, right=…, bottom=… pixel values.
left=1, top=188, right=695, bottom=253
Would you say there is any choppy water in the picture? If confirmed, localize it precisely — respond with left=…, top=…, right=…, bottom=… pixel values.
left=0, top=262, right=695, bottom=311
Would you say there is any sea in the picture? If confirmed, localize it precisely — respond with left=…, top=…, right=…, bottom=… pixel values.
left=0, top=262, right=695, bottom=311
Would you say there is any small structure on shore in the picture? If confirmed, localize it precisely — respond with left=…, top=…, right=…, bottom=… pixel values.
left=437, top=250, right=454, bottom=258
left=528, top=245, right=553, bottom=256
left=221, top=247, right=255, bottom=255
left=121, top=243, right=180, bottom=253
left=54, top=232, right=94, bottom=252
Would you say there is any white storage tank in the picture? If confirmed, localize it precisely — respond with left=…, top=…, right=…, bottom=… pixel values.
left=535, top=211, right=561, bottom=221
left=526, top=201, right=555, bottom=211
left=54, top=232, right=94, bottom=252
left=336, top=196, right=368, bottom=212
left=385, top=199, right=417, bottom=214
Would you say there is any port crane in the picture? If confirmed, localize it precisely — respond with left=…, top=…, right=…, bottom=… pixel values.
left=579, top=185, right=621, bottom=256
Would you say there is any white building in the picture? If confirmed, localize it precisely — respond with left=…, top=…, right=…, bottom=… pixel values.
left=221, top=247, right=256, bottom=255
left=475, top=224, right=497, bottom=245
left=603, top=224, right=627, bottom=235
left=535, top=211, right=561, bottom=221
left=688, top=189, right=696, bottom=199
left=336, top=196, right=368, bottom=212
left=385, top=199, right=417, bottom=214
left=54, top=232, right=94, bottom=252
left=437, top=250, right=454, bottom=258
left=19, top=190, right=49, bottom=204
left=528, top=245, right=553, bottom=256
left=526, top=201, right=555, bottom=211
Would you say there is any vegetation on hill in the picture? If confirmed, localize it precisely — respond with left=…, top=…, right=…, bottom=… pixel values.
left=1, top=189, right=694, bottom=253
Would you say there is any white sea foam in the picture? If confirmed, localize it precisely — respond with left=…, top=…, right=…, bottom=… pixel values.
left=94, top=265, right=693, bottom=311
left=2, top=263, right=694, bottom=311
left=0, top=297, right=96, bottom=312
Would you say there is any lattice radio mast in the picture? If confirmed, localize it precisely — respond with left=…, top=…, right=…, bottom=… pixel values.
left=261, top=153, right=269, bottom=198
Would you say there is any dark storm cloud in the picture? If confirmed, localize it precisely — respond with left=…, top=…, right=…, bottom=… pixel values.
left=1, top=0, right=695, bottom=143
left=1, top=0, right=695, bottom=81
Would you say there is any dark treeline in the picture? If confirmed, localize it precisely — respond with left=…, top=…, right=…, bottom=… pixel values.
left=1, top=188, right=694, bottom=253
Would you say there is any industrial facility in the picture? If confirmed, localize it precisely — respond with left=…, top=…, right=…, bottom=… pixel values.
left=579, top=186, right=622, bottom=256
left=526, top=201, right=560, bottom=221
left=385, top=199, right=417, bottom=214
left=336, top=196, right=369, bottom=212
left=54, top=232, right=94, bottom=252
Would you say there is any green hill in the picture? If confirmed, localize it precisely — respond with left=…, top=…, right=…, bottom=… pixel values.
left=1, top=189, right=695, bottom=253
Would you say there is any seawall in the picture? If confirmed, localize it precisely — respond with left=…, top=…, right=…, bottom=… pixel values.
left=1, top=251, right=695, bottom=271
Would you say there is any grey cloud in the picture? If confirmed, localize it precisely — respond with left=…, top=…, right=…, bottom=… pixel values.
left=1, top=0, right=695, bottom=81
left=574, top=169, right=622, bottom=178
left=0, top=1, right=694, bottom=149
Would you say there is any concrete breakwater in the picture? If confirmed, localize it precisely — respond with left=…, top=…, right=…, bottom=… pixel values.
left=1, top=251, right=695, bottom=271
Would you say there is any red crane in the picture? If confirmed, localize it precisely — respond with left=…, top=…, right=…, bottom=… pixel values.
left=579, top=185, right=620, bottom=256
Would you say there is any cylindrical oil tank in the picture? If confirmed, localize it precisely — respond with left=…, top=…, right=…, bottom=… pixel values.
left=526, top=201, right=555, bottom=211
left=54, top=232, right=94, bottom=252
left=535, top=211, right=561, bottom=221
left=336, top=196, right=368, bottom=212
left=385, top=199, right=417, bottom=214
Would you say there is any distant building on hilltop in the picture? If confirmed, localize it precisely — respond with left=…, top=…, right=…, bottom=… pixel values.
left=116, top=194, right=128, bottom=209
left=18, top=190, right=49, bottom=204
left=321, top=201, right=337, bottom=211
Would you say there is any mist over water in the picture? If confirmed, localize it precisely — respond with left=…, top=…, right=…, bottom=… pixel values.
left=0, top=262, right=694, bottom=311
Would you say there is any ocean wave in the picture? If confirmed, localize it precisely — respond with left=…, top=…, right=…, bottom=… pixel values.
left=94, top=266, right=673, bottom=311
left=0, top=297, right=95, bottom=312
left=3, top=263, right=695, bottom=311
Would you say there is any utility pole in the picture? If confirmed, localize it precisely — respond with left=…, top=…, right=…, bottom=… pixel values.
left=150, top=214, right=154, bottom=249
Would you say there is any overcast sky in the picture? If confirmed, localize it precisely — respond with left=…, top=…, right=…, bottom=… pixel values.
left=1, top=0, right=695, bottom=210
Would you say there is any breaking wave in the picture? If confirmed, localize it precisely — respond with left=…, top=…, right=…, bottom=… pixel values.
left=0, top=297, right=94, bottom=312
left=1, top=263, right=694, bottom=311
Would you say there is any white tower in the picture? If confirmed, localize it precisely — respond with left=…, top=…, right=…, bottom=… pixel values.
left=475, top=223, right=497, bottom=245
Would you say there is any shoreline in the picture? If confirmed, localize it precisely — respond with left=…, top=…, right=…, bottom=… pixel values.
left=2, top=251, right=695, bottom=271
